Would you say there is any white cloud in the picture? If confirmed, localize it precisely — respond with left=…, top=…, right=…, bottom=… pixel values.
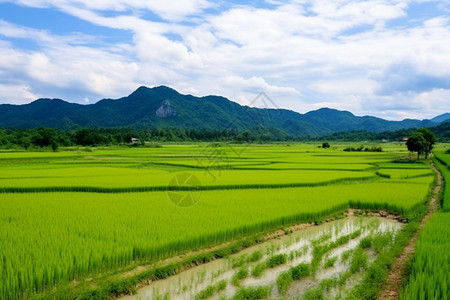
left=0, top=83, right=39, bottom=104
left=4, top=0, right=212, bottom=21
left=0, top=0, right=449, bottom=120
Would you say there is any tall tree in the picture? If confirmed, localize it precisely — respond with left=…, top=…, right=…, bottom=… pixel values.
left=406, top=131, right=427, bottom=160
left=417, top=128, right=436, bottom=158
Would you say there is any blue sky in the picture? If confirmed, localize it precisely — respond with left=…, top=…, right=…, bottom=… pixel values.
left=0, top=0, right=449, bottom=120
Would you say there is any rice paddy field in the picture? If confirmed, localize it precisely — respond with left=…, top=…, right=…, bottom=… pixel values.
left=0, top=143, right=441, bottom=299
left=400, top=149, right=450, bottom=300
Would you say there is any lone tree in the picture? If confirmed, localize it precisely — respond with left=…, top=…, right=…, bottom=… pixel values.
left=417, top=128, right=436, bottom=158
left=406, top=128, right=436, bottom=159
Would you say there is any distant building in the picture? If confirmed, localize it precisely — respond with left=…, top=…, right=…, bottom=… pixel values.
left=131, top=138, right=140, bottom=143
left=401, top=137, right=409, bottom=142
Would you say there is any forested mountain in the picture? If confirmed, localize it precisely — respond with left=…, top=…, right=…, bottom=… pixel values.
left=0, top=86, right=446, bottom=137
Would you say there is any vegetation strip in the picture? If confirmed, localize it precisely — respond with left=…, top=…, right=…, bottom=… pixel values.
left=376, top=161, right=442, bottom=300
left=0, top=175, right=377, bottom=193
left=401, top=155, right=450, bottom=300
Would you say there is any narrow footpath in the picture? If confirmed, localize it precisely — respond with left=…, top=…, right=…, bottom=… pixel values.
left=377, top=162, right=442, bottom=300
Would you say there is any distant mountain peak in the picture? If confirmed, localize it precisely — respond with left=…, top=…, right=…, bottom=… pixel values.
left=0, top=85, right=444, bottom=135
left=431, top=113, right=450, bottom=123
left=309, top=107, right=353, bottom=115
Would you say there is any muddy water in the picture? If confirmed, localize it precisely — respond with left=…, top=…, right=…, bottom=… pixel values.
left=120, top=217, right=402, bottom=300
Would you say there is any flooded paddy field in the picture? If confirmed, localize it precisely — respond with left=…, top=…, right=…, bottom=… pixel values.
left=122, top=216, right=403, bottom=300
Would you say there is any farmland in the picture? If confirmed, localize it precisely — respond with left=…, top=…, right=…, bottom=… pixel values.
left=400, top=150, right=450, bottom=300
left=0, top=143, right=439, bottom=299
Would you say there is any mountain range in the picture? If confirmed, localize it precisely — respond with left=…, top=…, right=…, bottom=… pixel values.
left=0, top=86, right=448, bottom=137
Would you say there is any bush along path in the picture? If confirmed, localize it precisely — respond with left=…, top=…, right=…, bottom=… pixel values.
left=377, top=161, right=442, bottom=300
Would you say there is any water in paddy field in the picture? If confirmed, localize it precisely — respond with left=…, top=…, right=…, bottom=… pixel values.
left=120, top=217, right=403, bottom=300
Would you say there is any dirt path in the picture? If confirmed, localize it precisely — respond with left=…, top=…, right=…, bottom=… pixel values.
left=377, top=162, right=442, bottom=300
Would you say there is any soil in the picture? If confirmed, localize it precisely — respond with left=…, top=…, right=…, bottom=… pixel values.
left=377, top=162, right=442, bottom=300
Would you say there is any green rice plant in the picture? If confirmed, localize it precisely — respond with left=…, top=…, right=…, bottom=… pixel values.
left=371, top=231, right=394, bottom=253
left=231, top=285, right=271, bottom=300
left=265, top=254, right=287, bottom=268
left=312, top=229, right=362, bottom=273
left=251, top=254, right=287, bottom=278
left=376, top=168, right=433, bottom=180
left=324, top=256, right=338, bottom=268
left=276, top=271, right=293, bottom=295
left=290, top=263, right=311, bottom=280
left=154, top=291, right=171, bottom=300
left=350, top=247, right=368, bottom=273
left=312, top=232, right=332, bottom=245
left=275, top=262, right=312, bottom=296
left=216, top=279, right=227, bottom=291
left=231, top=254, right=249, bottom=268
left=251, top=263, right=266, bottom=278
left=433, top=154, right=450, bottom=211
left=303, top=287, right=326, bottom=300
left=0, top=145, right=437, bottom=299
left=401, top=213, right=450, bottom=300
left=288, top=244, right=308, bottom=261
left=434, top=151, right=450, bottom=166
left=195, top=279, right=227, bottom=300
left=341, top=249, right=353, bottom=263
left=232, top=268, right=249, bottom=286
left=248, top=250, right=263, bottom=263
left=359, top=237, right=372, bottom=249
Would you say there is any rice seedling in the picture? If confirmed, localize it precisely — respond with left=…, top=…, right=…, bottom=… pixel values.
left=232, top=268, right=249, bottom=286
left=231, top=285, right=271, bottom=300
left=324, top=256, right=338, bottom=268
left=401, top=215, right=450, bottom=300
left=276, top=271, right=293, bottom=295
left=195, top=279, right=227, bottom=300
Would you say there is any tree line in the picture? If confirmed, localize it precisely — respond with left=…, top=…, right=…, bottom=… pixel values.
left=0, top=123, right=447, bottom=151
left=316, top=122, right=450, bottom=142
left=0, top=126, right=297, bottom=150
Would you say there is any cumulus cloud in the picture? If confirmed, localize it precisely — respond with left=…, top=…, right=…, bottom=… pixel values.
left=3, top=0, right=212, bottom=21
left=0, top=0, right=449, bottom=119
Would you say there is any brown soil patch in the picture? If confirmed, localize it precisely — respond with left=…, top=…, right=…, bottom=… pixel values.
left=377, top=162, right=442, bottom=300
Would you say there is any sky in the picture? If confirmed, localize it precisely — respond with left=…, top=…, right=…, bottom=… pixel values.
left=0, top=0, right=449, bottom=120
